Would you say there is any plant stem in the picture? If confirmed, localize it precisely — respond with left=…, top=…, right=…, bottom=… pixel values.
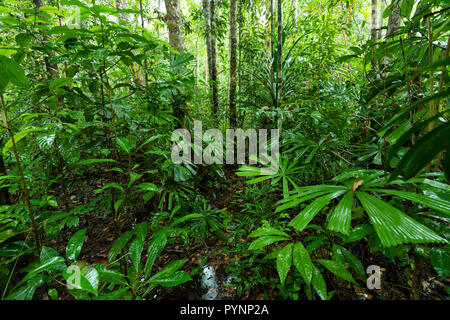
left=1, top=94, right=42, bottom=252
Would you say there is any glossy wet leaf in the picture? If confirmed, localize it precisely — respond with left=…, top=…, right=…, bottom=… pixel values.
left=66, top=228, right=86, bottom=261
left=248, top=235, right=289, bottom=250
left=276, top=243, right=293, bottom=285
left=327, top=191, right=353, bottom=235
left=316, top=259, right=356, bottom=284
left=356, top=191, right=446, bottom=247
left=290, top=191, right=346, bottom=231
left=293, top=242, right=313, bottom=285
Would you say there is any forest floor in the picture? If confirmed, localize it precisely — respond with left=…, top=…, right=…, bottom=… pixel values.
left=27, top=166, right=450, bottom=300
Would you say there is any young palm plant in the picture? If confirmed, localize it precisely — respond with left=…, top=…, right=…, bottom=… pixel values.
left=276, top=169, right=449, bottom=247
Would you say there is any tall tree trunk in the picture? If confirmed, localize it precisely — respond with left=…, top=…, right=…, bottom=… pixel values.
left=202, top=0, right=214, bottom=112
left=386, top=1, right=401, bottom=36
left=276, top=0, right=282, bottom=109
left=229, top=0, right=238, bottom=127
left=210, top=0, right=219, bottom=115
left=164, top=0, right=186, bottom=122
left=237, top=0, right=243, bottom=126
left=115, top=0, right=129, bottom=21
left=164, top=0, right=184, bottom=54
left=117, top=0, right=146, bottom=87
left=270, top=0, right=274, bottom=58
left=371, top=0, right=378, bottom=71
left=33, top=0, right=59, bottom=79
left=378, top=0, right=385, bottom=39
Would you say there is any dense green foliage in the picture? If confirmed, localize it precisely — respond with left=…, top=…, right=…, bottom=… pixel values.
left=0, top=0, right=449, bottom=300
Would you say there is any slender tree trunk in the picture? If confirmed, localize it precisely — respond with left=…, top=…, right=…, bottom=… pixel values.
left=229, top=0, right=238, bottom=127
left=202, top=0, right=213, bottom=109
left=1, top=95, right=42, bottom=252
left=210, top=0, right=219, bottom=115
left=33, top=0, right=59, bottom=79
left=378, top=0, right=385, bottom=39
left=164, top=0, right=184, bottom=54
left=276, top=0, right=282, bottom=109
left=117, top=0, right=146, bottom=87
left=0, top=148, right=11, bottom=205
left=164, top=0, right=186, bottom=122
left=386, top=1, right=401, bottom=36
left=115, top=0, right=129, bottom=21
left=270, top=0, right=274, bottom=58
left=426, top=17, right=435, bottom=135
left=237, top=0, right=243, bottom=126
left=371, top=0, right=378, bottom=71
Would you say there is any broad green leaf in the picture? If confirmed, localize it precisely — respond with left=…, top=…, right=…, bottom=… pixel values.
left=83, top=267, right=99, bottom=296
left=293, top=242, right=313, bottom=285
left=343, top=224, right=374, bottom=243
left=0, top=55, right=29, bottom=87
left=20, top=256, right=65, bottom=285
left=149, top=259, right=187, bottom=283
left=94, top=287, right=129, bottom=300
left=64, top=266, right=99, bottom=296
left=332, top=243, right=346, bottom=266
left=4, top=128, right=44, bottom=151
left=0, top=227, right=30, bottom=244
left=311, top=264, right=327, bottom=300
left=49, top=77, right=73, bottom=90
left=248, top=227, right=290, bottom=238
left=375, top=189, right=450, bottom=216
left=148, top=270, right=191, bottom=287
left=6, top=275, right=46, bottom=300
left=390, top=122, right=450, bottom=181
left=40, top=246, right=62, bottom=264
left=134, top=182, right=158, bottom=192
left=108, top=231, right=133, bottom=263
left=129, top=236, right=144, bottom=273
left=276, top=190, right=333, bottom=213
left=290, top=191, right=346, bottom=231
left=128, top=172, right=142, bottom=187
left=116, top=137, right=131, bottom=154
left=94, top=182, right=124, bottom=193
left=316, top=259, right=356, bottom=284
left=385, top=114, right=440, bottom=169
left=96, top=265, right=128, bottom=286
left=134, top=221, right=148, bottom=243
left=7, top=283, right=37, bottom=300
left=66, top=228, right=86, bottom=261
left=248, top=235, right=289, bottom=250
left=276, top=243, right=293, bottom=285
left=170, top=213, right=204, bottom=227
left=400, top=0, right=414, bottom=17
left=327, top=191, right=353, bottom=235
left=339, top=246, right=365, bottom=279
left=430, top=246, right=450, bottom=279
left=356, top=191, right=446, bottom=247
left=144, top=232, right=167, bottom=280
left=378, top=89, right=450, bottom=137
left=0, top=241, right=34, bottom=257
